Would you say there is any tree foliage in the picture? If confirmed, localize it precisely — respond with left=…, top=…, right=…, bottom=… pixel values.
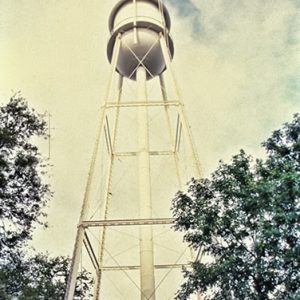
left=0, top=252, right=93, bottom=300
left=0, top=95, right=49, bottom=255
left=172, top=114, right=300, bottom=300
left=0, top=95, right=93, bottom=299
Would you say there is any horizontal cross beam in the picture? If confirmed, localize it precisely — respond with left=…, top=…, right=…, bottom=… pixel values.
left=80, top=218, right=174, bottom=228
left=104, top=100, right=181, bottom=108
left=101, top=263, right=189, bottom=271
left=115, top=150, right=174, bottom=157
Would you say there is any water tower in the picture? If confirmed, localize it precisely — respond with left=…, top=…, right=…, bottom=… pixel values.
left=65, top=0, right=202, bottom=299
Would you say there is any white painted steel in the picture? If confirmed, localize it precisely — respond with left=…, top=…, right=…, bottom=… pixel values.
left=64, top=35, right=122, bottom=300
left=160, top=34, right=202, bottom=179
left=137, top=67, right=156, bottom=300
left=116, top=29, right=164, bottom=79
left=113, top=1, right=163, bottom=31
left=108, top=0, right=173, bottom=79
left=104, top=100, right=180, bottom=108
left=81, top=218, right=174, bottom=227
left=159, top=74, right=182, bottom=189
left=101, top=264, right=188, bottom=271
left=93, top=75, right=124, bottom=300
left=66, top=1, right=205, bottom=299
left=159, top=34, right=204, bottom=300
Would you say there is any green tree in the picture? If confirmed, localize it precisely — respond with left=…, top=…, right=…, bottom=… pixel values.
left=172, top=114, right=300, bottom=300
left=0, top=95, right=49, bottom=256
left=0, top=252, right=93, bottom=300
left=0, top=95, right=93, bottom=299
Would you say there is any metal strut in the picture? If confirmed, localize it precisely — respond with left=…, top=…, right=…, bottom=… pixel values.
left=137, top=66, right=156, bottom=300
left=93, top=75, right=124, bottom=300
left=64, top=34, right=122, bottom=300
left=159, top=74, right=182, bottom=189
left=159, top=33, right=204, bottom=300
left=159, top=33, right=202, bottom=179
left=81, top=218, right=174, bottom=228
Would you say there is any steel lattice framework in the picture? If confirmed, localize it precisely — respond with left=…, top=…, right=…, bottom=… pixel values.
left=65, top=1, right=203, bottom=299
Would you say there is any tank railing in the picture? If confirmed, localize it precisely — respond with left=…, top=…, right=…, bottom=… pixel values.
left=111, top=16, right=169, bottom=35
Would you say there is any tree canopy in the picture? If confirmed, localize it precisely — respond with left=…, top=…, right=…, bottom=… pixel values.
left=0, top=95, right=49, bottom=256
left=0, top=252, right=92, bottom=300
left=0, top=95, right=92, bottom=299
left=172, top=114, right=300, bottom=300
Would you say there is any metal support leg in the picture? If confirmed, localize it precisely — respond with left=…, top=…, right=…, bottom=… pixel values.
left=64, top=35, right=122, bottom=300
left=160, top=34, right=203, bottom=300
left=137, top=67, right=156, bottom=300
left=93, top=75, right=124, bottom=300
left=159, top=34, right=202, bottom=179
left=159, top=74, right=182, bottom=189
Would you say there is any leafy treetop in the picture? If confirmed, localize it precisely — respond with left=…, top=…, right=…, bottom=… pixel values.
left=0, top=95, right=50, bottom=255
left=0, top=95, right=93, bottom=299
left=172, top=114, right=300, bottom=300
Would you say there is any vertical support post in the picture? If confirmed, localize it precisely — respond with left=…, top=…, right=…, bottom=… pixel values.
left=64, top=35, right=122, bottom=300
left=159, top=74, right=182, bottom=189
left=159, top=34, right=202, bottom=179
left=93, top=75, right=124, bottom=300
left=160, top=34, right=203, bottom=300
left=133, top=0, right=138, bottom=44
left=137, top=67, right=156, bottom=300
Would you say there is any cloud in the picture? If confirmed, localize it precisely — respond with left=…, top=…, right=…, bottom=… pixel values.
left=165, top=0, right=202, bottom=35
left=166, top=0, right=300, bottom=173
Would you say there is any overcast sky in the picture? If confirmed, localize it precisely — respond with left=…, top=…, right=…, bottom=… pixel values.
left=1, top=0, right=299, bottom=268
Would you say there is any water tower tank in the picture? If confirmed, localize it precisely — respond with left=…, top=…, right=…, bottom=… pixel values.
left=107, top=0, right=174, bottom=80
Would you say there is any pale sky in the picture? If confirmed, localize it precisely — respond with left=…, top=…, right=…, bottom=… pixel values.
left=0, top=0, right=299, bottom=297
